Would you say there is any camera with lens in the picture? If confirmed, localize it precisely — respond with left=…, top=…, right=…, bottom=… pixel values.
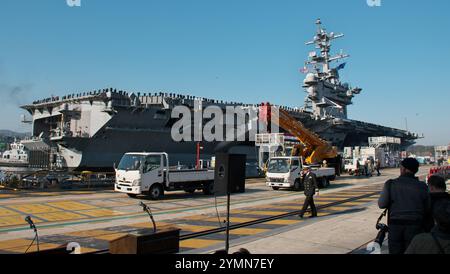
left=374, top=209, right=389, bottom=247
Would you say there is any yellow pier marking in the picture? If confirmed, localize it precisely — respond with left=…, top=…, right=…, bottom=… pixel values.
left=93, top=232, right=127, bottom=241
left=182, top=215, right=212, bottom=221
left=205, top=217, right=256, bottom=224
left=34, top=212, right=85, bottom=222
left=0, top=239, right=32, bottom=250
left=0, top=194, right=17, bottom=199
left=314, top=199, right=352, bottom=205
left=8, top=204, right=60, bottom=214
left=0, top=208, right=17, bottom=217
left=79, top=209, right=125, bottom=218
left=180, top=239, right=222, bottom=249
left=79, top=247, right=100, bottom=254
left=29, top=192, right=59, bottom=196
left=65, top=191, right=97, bottom=195
left=278, top=205, right=303, bottom=210
left=175, top=224, right=268, bottom=236
left=352, top=198, right=376, bottom=202
left=234, top=210, right=290, bottom=216
left=326, top=192, right=375, bottom=196
left=315, top=197, right=349, bottom=202
left=265, top=219, right=301, bottom=225
left=340, top=201, right=373, bottom=206
left=175, top=224, right=217, bottom=232
left=228, top=227, right=269, bottom=235
left=62, top=229, right=128, bottom=245
left=128, top=222, right=173, bottom=229
left=0, top=216, right=33, bottom=227
left=324, top=206, right=356, bottom=211
left=5, top=243, right=62, bottom=253
left=47, top=201, right=97, bottom=211
left=67, top=229, right=117, bottom=238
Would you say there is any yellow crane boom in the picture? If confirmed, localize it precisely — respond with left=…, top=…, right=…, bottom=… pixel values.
left=260, top=103, right=338, bottom=164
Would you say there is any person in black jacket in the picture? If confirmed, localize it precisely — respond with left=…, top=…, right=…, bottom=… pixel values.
left=406, top=200, right=450, bottom=254
left=378, top=158, right=431, bottom=254
left=299, top=166, right=318, bottom=219
left=424, top=175, right=450, bottom=232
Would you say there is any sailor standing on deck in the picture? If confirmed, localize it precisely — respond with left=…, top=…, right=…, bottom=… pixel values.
left=299, top=166, right=318, bottom=219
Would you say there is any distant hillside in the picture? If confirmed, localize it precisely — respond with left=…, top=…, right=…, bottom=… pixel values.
left=0, top=130, right=31, bottom=138
left=407, top=145, right=435, bottom=157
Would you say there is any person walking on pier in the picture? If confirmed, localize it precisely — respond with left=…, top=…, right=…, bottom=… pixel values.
left=299, top=166, right=318, bottom=219
left=367, top=158, right=373, bottom=177
left=363, top=160, right=368, bottom=176
left=378, top=158, right=431, bottom=254
left=375, top=159, right=381, bottom=176
left=355, top=160, right=361, bottom=176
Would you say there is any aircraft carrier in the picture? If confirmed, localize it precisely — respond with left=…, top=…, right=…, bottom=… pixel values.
left=19, top=19, right=419, bottom=172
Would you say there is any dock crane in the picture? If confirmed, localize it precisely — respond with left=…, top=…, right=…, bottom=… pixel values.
left=259, top=103, right=338, bottom=165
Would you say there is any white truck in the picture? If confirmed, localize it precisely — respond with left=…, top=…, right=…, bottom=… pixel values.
left=265, top=156, right=336, bottom=191
left=115, top=152, right=214, bottom=199
left=344, top=158, right=361, bottom=175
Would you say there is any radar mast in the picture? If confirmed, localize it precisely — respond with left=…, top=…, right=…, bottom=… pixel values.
left=302, top=19, right=362, bottom=120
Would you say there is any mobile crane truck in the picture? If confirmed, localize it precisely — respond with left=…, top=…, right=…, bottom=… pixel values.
left=260, top=103, right=339, bottom=190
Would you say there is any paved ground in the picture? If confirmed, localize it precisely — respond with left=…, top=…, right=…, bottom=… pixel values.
left=0, top=167, right=432, bottom=254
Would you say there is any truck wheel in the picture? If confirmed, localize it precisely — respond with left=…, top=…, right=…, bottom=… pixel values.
left=272, top=187, right=280, bottom=191
left=320, top=178, right=330, bottom=188
left=203, top=182, right=214, bottom=195
left=127, top=194, right=138, bottom=198
left=149, top=184, right=164, bottom=200
left=293, top=180, right=302, bottom=191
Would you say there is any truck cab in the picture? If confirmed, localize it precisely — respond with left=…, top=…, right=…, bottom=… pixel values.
left=115, top=152, right=168, bottom=197
left=265, top=157, right=302, bottom=190
left=266, top=156, right=335, bottom=191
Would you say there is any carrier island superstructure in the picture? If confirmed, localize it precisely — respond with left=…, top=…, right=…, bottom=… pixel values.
left=19, top=19, right=419, bottom=172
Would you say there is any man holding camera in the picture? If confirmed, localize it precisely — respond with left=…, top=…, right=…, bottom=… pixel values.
left=378, top=158, right=431, bottom=254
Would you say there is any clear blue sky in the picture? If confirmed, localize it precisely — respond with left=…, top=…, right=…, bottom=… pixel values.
left=0, top=0, right=449, bottom=145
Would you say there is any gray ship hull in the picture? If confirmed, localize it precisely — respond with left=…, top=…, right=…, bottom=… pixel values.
left=56, top=105, right=414, bottom=171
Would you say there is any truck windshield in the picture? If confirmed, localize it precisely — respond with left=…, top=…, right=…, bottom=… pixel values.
left=267, top=159, right=290, bottom=173
left=118, top=154, right=145, bottom=171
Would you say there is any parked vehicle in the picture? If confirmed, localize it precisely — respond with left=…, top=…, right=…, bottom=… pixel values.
left=344, top=158, right=360, bottom=175
left=115, top=152, right=214, bottom=199
left=265, top=156, right=335, bottom=191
